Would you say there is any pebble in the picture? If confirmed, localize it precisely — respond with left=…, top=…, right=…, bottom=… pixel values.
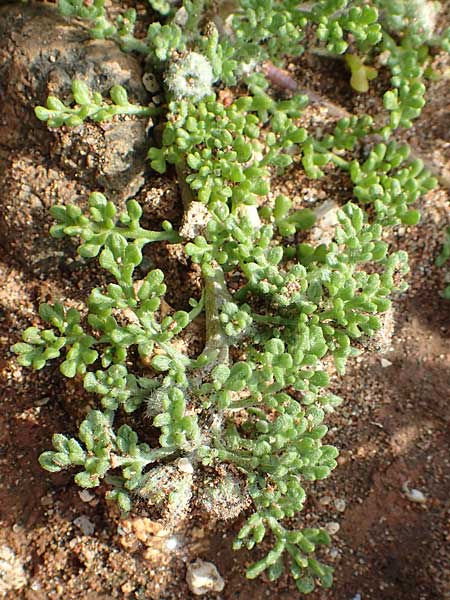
left=325, top=522, right=340, bottom=535
left=319, top=495, right=332, bottom=505
left=40, top=494, right=53, bottom=507
left=30, top=580, right=41, bottom=591
left=352, top=594, right=362, bottom=600
left=311, top=199, right=340, bottom=245
left=186, top=559, right=225, bottom=596
left=329, top=547, right=340, bottom=559
left=173, top=6, right=189, bottom=27
left=176, top=457, right=194, bottom=474
left=73, top=515, right=95, bottom=536
left=142, top=72, right=160, bottom=93
left=165, top=537, right=178, bottom=551
left=402, top=482, right=427, bottom=504
left=78, top=489, right=95, bottom=503
left=334, top=498, right=346, bottom=512
left=191, top=528, right=207, bottom=540
left=380, top=358, right=393, bottom=368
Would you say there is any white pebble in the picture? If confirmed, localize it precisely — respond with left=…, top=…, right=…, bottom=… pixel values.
left=402, top=482, right=427, bottom=504
left=329, top=547, right=340, bottom=559
left=165, top=536, right=178, bottom=551
left=186, top=559, right=225, bottom=596
left=380, top=358, right=393, bottom=368
left=177, top=457, right=194, bottom=474
left=334, top=498, right=346, bottom=512
left=325, top=522, right=340, bottom=535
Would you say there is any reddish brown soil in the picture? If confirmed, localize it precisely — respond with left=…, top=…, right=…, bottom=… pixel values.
left=1, top=3, right=449, bottom=600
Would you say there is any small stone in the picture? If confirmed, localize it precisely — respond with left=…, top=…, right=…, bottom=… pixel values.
left=142, top=72, right=160, bottom=94
left=173, top=6, right=189, bottom=27
left=380, top=358, right=393, bottom=368
left=73, top=516, right=95, bottom=536
left=319, top=495, right=332, bottom=505
left=180, top=201, right=210, bottom=240
left=325, top=522, right=340, bottom=535
left=177, top=457, right=194, bottom=474
left=35, top=396, right=50, bottom=406
left=165, top=536, right=178, bottom=551
left=352, top=594, right=362, bottom=600
left=402, top=482, right=427, bottom=504
left=239, top=204, right=261, bottom=229
left=329, top=547, right=339, bottom=559
left=78, top=489, right=95, bottom=503
left=186, top=559, right=225, bottom=596
left=334, top=498, right=346, bottom=512
left=311, top=200, right=340, bottom=245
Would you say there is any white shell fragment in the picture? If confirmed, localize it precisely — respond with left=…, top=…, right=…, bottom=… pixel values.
left=380, top=358, right=393, bottom=368
left=186, top=559, right=225, bottom=596
left=402, top=481, right=427, bottom=504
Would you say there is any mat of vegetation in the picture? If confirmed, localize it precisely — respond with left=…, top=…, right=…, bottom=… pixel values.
left=0, top=1, right=449, bottom=599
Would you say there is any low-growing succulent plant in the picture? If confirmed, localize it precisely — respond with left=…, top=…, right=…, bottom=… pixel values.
left=14, top=0, right=445, bottom=594
left=35, top=80, right=157, bottom=127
